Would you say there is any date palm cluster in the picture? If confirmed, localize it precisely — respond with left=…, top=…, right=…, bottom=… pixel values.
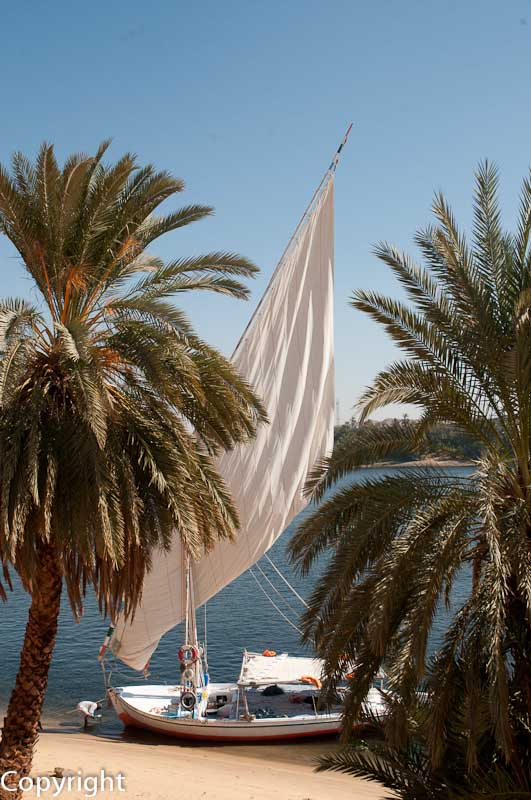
left=0, top=141, right=266, bottom=619
left=290, top=163, right=531, bottom=795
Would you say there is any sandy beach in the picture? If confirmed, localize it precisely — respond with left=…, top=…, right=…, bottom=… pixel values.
left=26, top=730, right=387, bottom=800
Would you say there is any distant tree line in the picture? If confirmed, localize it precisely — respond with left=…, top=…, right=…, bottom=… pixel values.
left=334, top=416, right=482, bottom=462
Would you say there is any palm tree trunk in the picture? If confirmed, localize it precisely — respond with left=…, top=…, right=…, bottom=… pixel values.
left=0, top=542, right=62, bottom=799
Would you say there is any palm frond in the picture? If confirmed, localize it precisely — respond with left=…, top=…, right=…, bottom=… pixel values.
left=297, top=161, right=531, bottom=789
left=0, top=141, right=266, bottom=622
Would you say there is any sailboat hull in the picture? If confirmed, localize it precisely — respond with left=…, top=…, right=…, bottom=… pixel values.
left=109, top=685, right=343, bottom=742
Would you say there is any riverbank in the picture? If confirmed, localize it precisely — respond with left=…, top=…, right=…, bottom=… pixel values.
left=370, top=458, right=473, bottom=468
left=26, top=730, right=386, bottom=799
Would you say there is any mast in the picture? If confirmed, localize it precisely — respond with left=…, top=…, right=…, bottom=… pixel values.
left=177, top=549, right=205, bottom=714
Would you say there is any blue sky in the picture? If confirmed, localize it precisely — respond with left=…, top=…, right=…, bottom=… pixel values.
left=1, top=0, right=530, bottom=419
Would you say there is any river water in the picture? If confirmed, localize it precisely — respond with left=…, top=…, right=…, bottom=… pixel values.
left=0, top=466, right=472, bottom=733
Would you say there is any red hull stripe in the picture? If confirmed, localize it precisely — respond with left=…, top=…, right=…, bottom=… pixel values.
left=118, top=712, right=339, bottom=742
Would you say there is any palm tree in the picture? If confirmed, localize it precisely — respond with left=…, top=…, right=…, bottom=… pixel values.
left=0, top=141, right=266, bottom=795
left=289, top=162, right=531, bottom=780
left=317, top=702, right=531, bottom=799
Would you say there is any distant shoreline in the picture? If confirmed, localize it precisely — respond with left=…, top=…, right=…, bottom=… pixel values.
left=367, top=458, right=475, bottom=468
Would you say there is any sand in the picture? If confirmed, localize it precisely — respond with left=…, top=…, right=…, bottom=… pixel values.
left=25, top=730, right=387, bottom=800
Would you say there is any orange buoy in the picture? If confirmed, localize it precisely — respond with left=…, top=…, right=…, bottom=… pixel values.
left=262, top=649, right=277, bottom=657
left=300, top=675, right=322, bottom=689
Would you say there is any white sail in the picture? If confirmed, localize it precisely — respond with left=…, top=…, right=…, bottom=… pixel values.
left=109, top=178, right=335, bottom=671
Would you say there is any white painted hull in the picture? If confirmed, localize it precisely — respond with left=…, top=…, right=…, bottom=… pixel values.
left=109, top=685, right=343, bottom=742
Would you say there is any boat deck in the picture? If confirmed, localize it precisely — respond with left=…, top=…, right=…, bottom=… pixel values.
left=114, top=682, right=384, bottom=723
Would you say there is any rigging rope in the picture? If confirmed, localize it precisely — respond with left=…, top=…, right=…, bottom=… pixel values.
left=203, top=601, right=209, bottom=673
left=102, top=653, right=170, bottom=687
left=254, top=562, right=301, bottom=619
left=248, top=567, right=304, bottom=635
left=263, top=553, right=310, bottom=609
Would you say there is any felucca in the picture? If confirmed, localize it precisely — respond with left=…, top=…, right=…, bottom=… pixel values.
left=101, top=127, right=387, bottom=741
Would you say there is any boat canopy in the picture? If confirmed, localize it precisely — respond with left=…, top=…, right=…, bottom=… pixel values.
left=237, top=652, right=324, bottom=687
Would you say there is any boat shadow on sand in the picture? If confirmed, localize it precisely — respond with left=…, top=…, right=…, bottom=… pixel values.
left=40, top=715, right=342, bottom=766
